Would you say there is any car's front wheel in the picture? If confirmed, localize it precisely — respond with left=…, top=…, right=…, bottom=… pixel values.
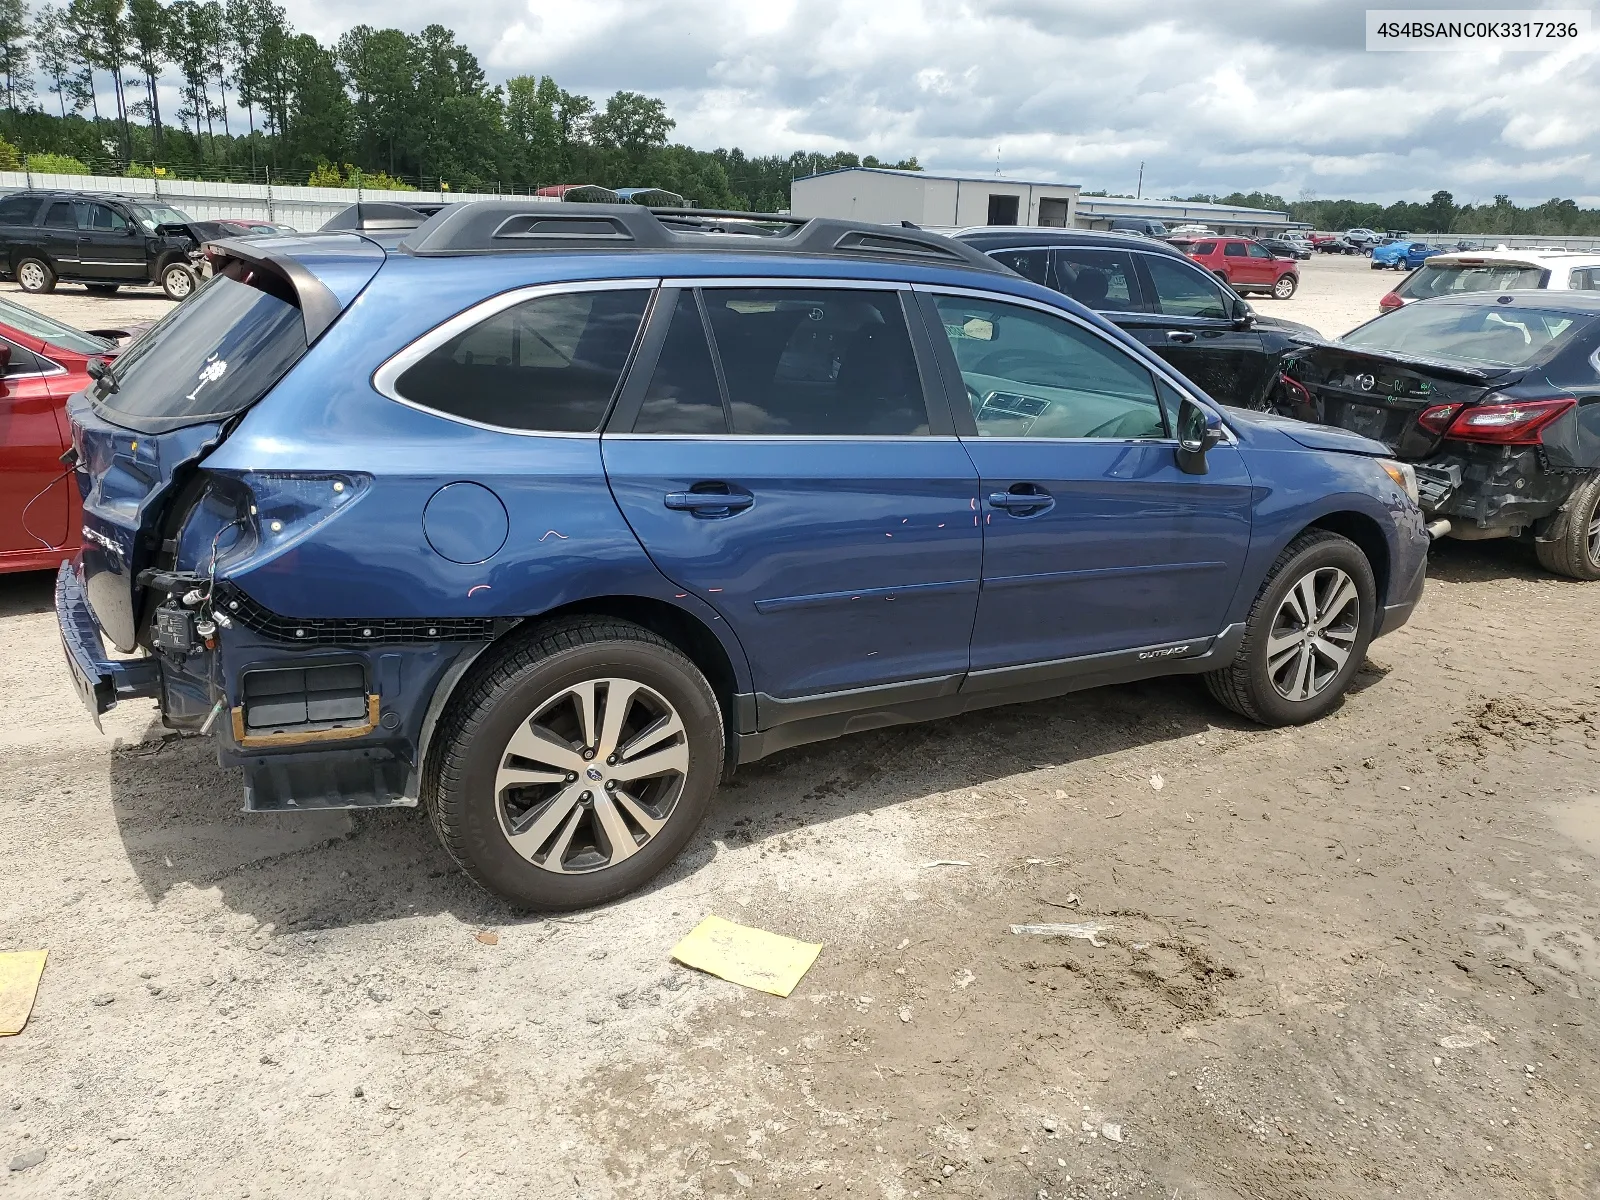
left=1534, top=472, right=1600, bottom=580
left=427, top=619, right=724, bottom=909
left=15, top=256, right=55, bottom=294
left=160, top=262, right=196, bottom=300
left=1205, top=530, right=1376, bottom=726
left=1271, top=274, right=1298, bottom=299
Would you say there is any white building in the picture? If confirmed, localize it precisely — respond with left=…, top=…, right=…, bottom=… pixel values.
left=1074, top=196, right=1310, bottom=237
left=790, top=167, right=1080, bottom=229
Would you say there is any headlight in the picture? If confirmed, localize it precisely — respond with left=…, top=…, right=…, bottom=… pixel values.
left=1377, top=458, right=1419, bottom=505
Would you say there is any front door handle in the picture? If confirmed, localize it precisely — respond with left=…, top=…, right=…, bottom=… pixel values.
left=664, top=484, right=753, bottom=517
left=988, top=485, right=1054, bottom=515
left=1166, top=330, right=1197, bottom=343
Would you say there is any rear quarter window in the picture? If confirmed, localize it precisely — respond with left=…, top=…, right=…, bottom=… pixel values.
left=392, top=288, right=650, bottom=432
left=0, top=195, right=39, bottom=224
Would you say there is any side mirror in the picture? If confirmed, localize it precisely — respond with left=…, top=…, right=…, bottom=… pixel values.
left=1231, top=298, right=1254, bottom=328
left=0, top=344, right=12, bottom=369
left=1175, top=397, right=1223, bottom=475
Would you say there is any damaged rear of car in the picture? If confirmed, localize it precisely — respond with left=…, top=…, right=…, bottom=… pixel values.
left=1281, top=291, right=1600, bottom=577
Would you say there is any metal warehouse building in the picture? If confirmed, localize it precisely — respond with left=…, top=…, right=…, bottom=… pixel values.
left=790, top=167, right=1081, bottom=229
left=1075, top=196, right=1309, bottom=236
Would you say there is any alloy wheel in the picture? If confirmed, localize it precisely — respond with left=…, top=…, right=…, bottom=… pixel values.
left=1588, top=514, right=1600, bottom=567
left=1266, top=566, right=1359, bottom=702
left=165, top=267, right=194, bottom=298
left=18, top=262, right=44, bottom=290
left=493, top=677, right=689, bottom=874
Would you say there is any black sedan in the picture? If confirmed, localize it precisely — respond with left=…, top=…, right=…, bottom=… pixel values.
left=956, top=227, right=1316, bottom=410
left=1280, top=291, right=1600, bottom=578
left=1258, top=237, right=1312, bottom=260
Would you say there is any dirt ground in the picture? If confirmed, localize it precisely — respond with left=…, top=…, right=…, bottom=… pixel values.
left=9, top=255, right=1600, bottom=1200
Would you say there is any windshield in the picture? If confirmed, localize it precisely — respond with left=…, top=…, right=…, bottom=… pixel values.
left=90, top=269, right=306, bottom=434
left=1396, top=262, right=1547, bottom=301
left=0, top=294, right=114, bottom=354
left=1343, top=301, right=1589, bottom=368
left=133, top=203, right=193, bottom=231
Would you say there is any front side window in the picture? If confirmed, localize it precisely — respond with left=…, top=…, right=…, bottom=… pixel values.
left=1144, top=255, right=1231, bottom=320
left=1050, top=248, right=1140, bottom=311
left=1569, top=268, right=1597, bottom=291
left=394, top=289, right=649, bottom=433
left=702, top=288, right=928, bottom=435
left=1246, top=243, right=1273, bottom=259
left=988, top=248, right=1048, bottom=286
left=0, top=337, right=47, bottom=376
left=933, top=294, right=1167, bottom=440
left=78, top=203, right=128, bottom=233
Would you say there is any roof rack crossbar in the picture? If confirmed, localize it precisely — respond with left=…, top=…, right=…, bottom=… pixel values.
left=395, top=201, right=1006, bottom=273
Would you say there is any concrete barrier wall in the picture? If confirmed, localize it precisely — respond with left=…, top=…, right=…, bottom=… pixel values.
left=0, top=172, right=556, bottom=230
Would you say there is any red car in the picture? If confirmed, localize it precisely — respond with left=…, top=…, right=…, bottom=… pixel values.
left=0, top=296, right=141, bottom=573
left=1186, top=237, right=1300, bottom=299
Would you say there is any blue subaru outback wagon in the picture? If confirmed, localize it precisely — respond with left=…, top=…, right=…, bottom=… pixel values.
left=57, top=202, right=1428, bottom=908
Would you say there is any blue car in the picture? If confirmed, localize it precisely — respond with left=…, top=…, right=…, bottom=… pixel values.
left=1372, top=240, right=1441, bottom=270
left=57, top=202, right=1429, bottom=908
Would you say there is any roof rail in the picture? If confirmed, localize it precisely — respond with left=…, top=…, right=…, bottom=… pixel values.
left=397, top=201, right=1006, bottom=272
left=320, top=202, right=431, bottom=233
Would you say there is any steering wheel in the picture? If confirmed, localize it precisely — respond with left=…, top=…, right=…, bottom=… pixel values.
left=966, top=382, right=983, bottom=409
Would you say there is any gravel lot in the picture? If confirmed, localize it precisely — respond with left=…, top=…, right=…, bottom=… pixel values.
left=8, top=256, right=1600, bottom=1199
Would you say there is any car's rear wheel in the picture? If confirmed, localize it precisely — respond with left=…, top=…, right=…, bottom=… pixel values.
left=85, top=283, right=120, bottom=295
left=427, top=618, right=723, bottom=909
left=1271, top=274, right=1298, bottom=299
left=1205, top=530, right=1375, bottom=726
left=1535, top=472, right=1600, bottom=580
left=160, top=262, right=196, bottom=300
left=16, top=257, right=55, bottom=294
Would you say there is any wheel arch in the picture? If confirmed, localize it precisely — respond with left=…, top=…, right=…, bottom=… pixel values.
left=416, top=592, right=753, bottom=791
left=1299, top=509, right=1391, bottom=609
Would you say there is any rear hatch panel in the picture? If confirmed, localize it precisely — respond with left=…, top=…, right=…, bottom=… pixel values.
left=71, top=235, right=384, bottom=651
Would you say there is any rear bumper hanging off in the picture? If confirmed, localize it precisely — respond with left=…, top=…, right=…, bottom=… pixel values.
left=55, top=561, right=160, bottom=721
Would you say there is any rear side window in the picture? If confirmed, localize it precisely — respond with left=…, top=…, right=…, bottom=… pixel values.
left=1050, top=248, right=1140, bottom=310
left=635, top=293, right=726, bottom=434
left=988, top=248, right=1049, bottom=286
left=1191, top=241, right=1216, bottom=255
left=1223, top=242, right=1246, bottom=258
left=394, top=289, right=650, bottom=432
left=0, top=195, right=38, bottom=224
left=91, top=268, right=308, bottom=434
left=1143, top=255, right=1231, bottom=320
left=1568, top=268, right=1598, bottom=290
left=702, top=288, right=928, bottom=435
left=44, top=202, right=75, bottom=229
left=1396, top=263, right=1547, bottom=300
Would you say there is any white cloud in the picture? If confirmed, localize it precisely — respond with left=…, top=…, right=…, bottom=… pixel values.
left=131, top=0, right=1600, bottom=201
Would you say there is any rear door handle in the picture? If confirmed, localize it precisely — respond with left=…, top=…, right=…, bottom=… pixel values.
left=664, top=484, right=753, bottom=517
left=1166, top=330, right=1197, bottom=343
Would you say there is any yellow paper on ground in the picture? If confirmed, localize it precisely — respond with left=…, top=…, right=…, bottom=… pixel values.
left=0, top=950, right=48, bottom=1035
left=670, top=916, right=821, bottom=998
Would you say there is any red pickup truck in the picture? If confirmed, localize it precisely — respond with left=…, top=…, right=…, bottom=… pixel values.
left=1185, top=237, right=1300, bottom=299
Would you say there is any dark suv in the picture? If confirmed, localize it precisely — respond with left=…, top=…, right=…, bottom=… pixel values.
left=957, top=227, right=1316, bottom=409
left=0, top=190, right=205, bottom=300
left=58, top=202, right=1427, bottom=909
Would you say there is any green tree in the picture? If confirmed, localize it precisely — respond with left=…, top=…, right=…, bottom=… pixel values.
left=32, top=4, right=78, bottom=118
left=0, top=0, right=31, bottom=113
left=125, top=0, right=169, bottom=154
left=167, top=0, right=217, bottom=148
left=282, top=32, right=347, bottom=166
left=338, top=25, right=414, bottom=176
left=67, top=0, right=130, bottom=161
left=591, top=90, right=673, bottom=161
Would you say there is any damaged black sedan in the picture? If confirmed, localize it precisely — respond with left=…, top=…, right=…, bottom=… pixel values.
left=1281, top=292, right=1600, bottom=578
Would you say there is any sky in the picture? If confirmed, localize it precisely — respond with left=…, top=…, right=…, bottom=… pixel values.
left=249, top=0, right=1600, bottom=203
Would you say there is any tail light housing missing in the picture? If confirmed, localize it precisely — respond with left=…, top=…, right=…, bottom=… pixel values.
left=1432, top=396, right=1575, bottom=445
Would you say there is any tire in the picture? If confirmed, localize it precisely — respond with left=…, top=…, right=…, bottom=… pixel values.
left=1535, top=473, right=1600, bottom=580
left=1204, top=530, right=1376, bottom=727
left=15, top=256, right=55, bottom=294
left=160, top=262, right=196, bottom=301
left=427, top=618, right=724, bottom=910
left=1271, top=274, right=1297, bottom=299
left=85, top=283, right=120, bottom=295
